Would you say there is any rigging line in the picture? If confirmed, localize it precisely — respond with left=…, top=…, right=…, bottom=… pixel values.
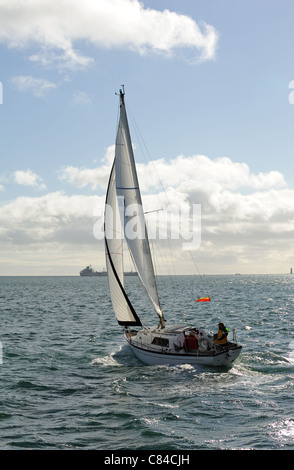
left=144, top=209, right=163, bottom=215
left=128, top=108, right=205, bottom=282
left=146, top=215, right=172, bottom=281
left=124, top=107, right=172, bottom=277
left=144, top=209, right=173, bottom=279
left=147, top=220, right=170, bottom=278
left=127, top=110, right=174, bottom=255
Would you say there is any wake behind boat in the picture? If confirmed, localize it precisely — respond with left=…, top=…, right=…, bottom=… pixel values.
left=104, top=87, right=242, bottom=368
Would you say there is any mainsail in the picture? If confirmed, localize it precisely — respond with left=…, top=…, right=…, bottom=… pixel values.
left=105, top=88, right=165, bottom=327
left=105, top=162, right=142, bottom=326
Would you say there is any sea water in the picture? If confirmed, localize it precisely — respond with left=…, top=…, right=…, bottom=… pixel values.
left=0, top=274, right=293, bottom=450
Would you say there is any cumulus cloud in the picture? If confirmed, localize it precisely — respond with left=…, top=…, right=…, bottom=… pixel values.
left=0, top=191, right=102, bottom=243
left=58, top=165, right=109, bottom=190
left=72, top=91, right=91, bottom=105
left=14, top=169, right=46, bottom=190
left=1, top=152, right=294, bottom=274
left=59, top=147, right=287, bottom=193
left=0, top=0, right=218, bottom=69
left=57, top=149, right=294, bottom=272
left=11, top=75, right=57, bottom=97
left=136, top=154, right=287, bottom=193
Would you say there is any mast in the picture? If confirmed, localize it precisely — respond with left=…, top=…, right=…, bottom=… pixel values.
left=119, top=86, right=125, bottom=105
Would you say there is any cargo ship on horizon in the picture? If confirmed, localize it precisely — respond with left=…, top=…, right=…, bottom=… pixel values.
left=79, top=265, right=137, bottom=277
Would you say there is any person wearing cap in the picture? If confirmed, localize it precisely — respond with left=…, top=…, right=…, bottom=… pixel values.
left=184, top=329, right=199, bottom=351
left=214, top=322, right=229, bottom=345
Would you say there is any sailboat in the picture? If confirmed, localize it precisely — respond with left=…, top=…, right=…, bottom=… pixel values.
left=104, top=87, right=242, bottom=367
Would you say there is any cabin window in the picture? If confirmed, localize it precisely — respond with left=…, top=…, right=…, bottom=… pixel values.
left=151, top=337, right=169, bottom=347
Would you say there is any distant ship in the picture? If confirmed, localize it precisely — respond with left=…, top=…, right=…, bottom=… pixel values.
left=291, top=268, right=293, bottom=274
left=79, top=265, right=137, bottom=277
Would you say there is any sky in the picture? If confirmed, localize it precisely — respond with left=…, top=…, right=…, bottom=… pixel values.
left=0, top=0, right=294, bottom=275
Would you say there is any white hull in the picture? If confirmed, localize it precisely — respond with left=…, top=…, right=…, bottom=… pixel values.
left=128, top=342, right=241, bottom=367
left=124, top=326, right=242, bottom=368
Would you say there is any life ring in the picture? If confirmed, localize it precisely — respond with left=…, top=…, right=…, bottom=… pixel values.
left=198, top=336, right=213, bottom=352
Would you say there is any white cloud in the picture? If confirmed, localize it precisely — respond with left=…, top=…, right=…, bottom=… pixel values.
left=14, top=169, right=46, bottom=190
left=0, top=0, right=218, bottom=69
left=0, top=191, right=103, bottom=243
left=58, top=165, right=109, bottom=190
left=1, top=152, right=294, bottom=274
left=72, top=91, right=91, bottom=105
left=57, top=150, right=294, bottom=273
left=60, top=147, right=287, bottom=193
left=11, top=75, right=57, bottom=97
left=136, top=154, right=287, bottom=193
left=28, top=47, right=94, bottom=71
left=0, top=173, right=8, bottom=191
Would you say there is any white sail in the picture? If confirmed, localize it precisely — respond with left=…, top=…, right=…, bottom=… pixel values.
left=104, top=162, right=141, bottom=326
left=115, top=90, right=164, bottom=325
